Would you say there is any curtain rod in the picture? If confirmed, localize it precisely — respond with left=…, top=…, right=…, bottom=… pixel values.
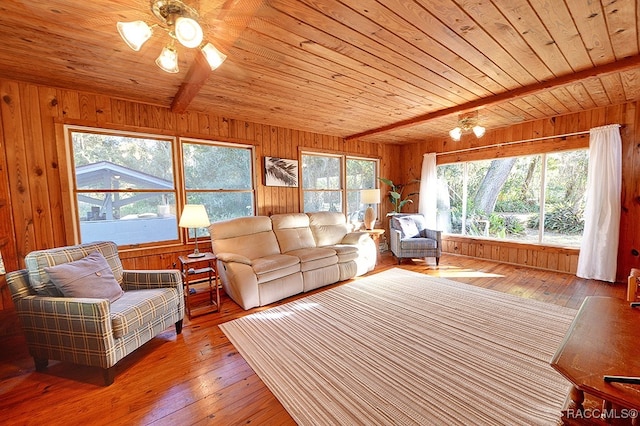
left=435, top=129, right=591, bottom=156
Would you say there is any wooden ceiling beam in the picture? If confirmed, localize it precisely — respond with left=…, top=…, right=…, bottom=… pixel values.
left=345, top=54, right=640, bottom=141
left=171, top=50, right=212, bottom=114
left=170, top=0, right=266, bottom=113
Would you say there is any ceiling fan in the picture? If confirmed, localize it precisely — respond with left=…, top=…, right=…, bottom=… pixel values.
left=117, top=0, right=227, bottom=73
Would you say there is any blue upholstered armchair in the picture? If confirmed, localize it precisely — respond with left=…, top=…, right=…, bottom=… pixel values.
left=389, top=214, right=442, bottom=265
left=6, top=241, right=184, bottom=385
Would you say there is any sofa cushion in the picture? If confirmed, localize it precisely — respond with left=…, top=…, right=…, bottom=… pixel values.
left=326, top=245, right=359, bottom=263
left=251, top=254, right=300, bottom=284
left=308, top=212, right=349, bottom=246
left=44, top=251, right=124, bottom=303
left=110, top=288, right=180, bottom=339
left=272, top=213, right=317, bottom=252
left=26, top=241, right=123, bottom=297
left=286, top=247, right=338, bottom=272
left=210, top=216, right=281, bottom=260
left=400, top=237, right=438, bottom=250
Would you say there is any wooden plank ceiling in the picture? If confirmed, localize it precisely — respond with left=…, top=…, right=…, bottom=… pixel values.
left=0, top=0, right=638, bottom=144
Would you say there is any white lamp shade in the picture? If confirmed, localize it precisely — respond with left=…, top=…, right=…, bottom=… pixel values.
left=175, top=16, right=203, bottom=48
left=201, top=42, right=227, bottom=70
left=117, top=21, right=153, bottom=51
left=155, top=46, right=179, bottom=73
left=473, top=125, right=486, bottom=138
left=361, top=188, right=381, bottom=204
left=179, top=204, right=210, bottom=228
left=449, top=127, right=462, bottom=141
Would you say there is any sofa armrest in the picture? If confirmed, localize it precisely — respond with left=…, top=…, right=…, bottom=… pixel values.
left=15, top=296, right=113, bottom=338
left=341, top=232, right=370, bottom=245
left=121, top=270, right=182, bottom=291
left=14, top=296, right=118, bottom=368
left=390, top=228, right=402, bottom=253
left=217, top=252, right=253, bottom=265
left=421, top=229, right=442, bottom=245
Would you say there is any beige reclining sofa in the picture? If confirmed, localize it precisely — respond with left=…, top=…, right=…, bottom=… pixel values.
left=209, top=212, right=377, bottom=310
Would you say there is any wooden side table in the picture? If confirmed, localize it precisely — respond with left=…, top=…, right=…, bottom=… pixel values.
left=551, top=296, right=640, bottom=424
left=178, top=252, right=220, bottom=319
left=364, top=229, right=385, bottom=264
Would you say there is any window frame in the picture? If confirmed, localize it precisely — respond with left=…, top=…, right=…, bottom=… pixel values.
left=436, top=147, right=588, bottom=248
left=180, top=137, right=257, bottom=241
left=300, top=151, right=379, bottom=224
left=62, top=125, right=257, bottom=249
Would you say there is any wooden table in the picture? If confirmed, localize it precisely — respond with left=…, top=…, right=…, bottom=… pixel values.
left=551, top=296, right=640, bottom=424
left=178, top=252, right=220, bottom=319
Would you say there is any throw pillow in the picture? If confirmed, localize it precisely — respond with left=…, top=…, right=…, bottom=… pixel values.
left=396, top=216, right=420, bottom=238
left=44, top=251, right=124, bottom=303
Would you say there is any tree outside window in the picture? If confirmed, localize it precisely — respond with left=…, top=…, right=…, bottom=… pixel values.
left=437, top=149, right=587, bottom=247
left=302, top=153, right=378, bottom=225
left=182, top=139, right=255, bottom=231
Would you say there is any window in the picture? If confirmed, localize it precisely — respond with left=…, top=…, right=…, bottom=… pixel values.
left=346, top=158, right=377, bottom=223
left=66, top=127, right=256, bottom=247
left=301, top=152, right=378, bottom=226
left=437, top=149, right=587, bottom=247
left=182, top=139, right=255, bottom=227
left=302, top=153, right=342, bottom=213
left=68, top=127, right=178, bottom=247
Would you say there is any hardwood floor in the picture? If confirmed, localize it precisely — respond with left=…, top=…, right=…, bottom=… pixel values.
left=0, top=252, right=626, bottom=425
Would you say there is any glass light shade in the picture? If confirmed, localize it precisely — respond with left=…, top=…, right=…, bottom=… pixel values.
left=155, top=46, right=179, bottom=73
left=473, top=125, right=486, bottom=138
left=179, top=204, right=211, bottom=228
left=449, top=127, right=462, bottom=141
left=175, top=16, right=203, bottom=48
left=117, top=21, right=153, bottom=51
left=201, top=42, right=227, bottom=70
left=361, top=188, right=381, bottom=204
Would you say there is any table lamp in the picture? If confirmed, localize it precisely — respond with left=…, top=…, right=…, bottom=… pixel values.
left=361, top=188, right=381, bottom=230
left=179, top=204, right=211, bottom=258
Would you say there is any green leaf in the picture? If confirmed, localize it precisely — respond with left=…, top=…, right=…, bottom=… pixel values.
left=399, top=199, right=413, bottom=209
left=390, top=191, right=401, bottom=200
left=378, top=177, right=393, bottom=187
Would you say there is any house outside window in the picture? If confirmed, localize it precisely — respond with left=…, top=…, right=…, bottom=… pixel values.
left=301, top=152, right=378, bottom=226
left=66, top=127, right=256, bottom=247
left=436, top=149, right=588, bottom=247
left=68, top=127, right=179, bottom=247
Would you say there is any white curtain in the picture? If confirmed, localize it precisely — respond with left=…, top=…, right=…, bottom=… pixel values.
left=418, top=153, right=437, bottom=229
left=576, top=124, right=622, bottom=282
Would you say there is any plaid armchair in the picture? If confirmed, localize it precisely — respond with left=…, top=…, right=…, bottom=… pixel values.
left=6, top=241, right=184, bottom=385
left=390, top=214, right=442, bottom=265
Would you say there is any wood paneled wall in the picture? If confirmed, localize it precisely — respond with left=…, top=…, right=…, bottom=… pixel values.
left=1, top=77, right=638, bottom=318
left=0, top=79, right=400, bottom=313
left=400, top=104, right=640, bottom=281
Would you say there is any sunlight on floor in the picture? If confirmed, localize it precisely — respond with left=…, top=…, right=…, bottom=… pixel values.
left=424, top=266, right=504, bottom=279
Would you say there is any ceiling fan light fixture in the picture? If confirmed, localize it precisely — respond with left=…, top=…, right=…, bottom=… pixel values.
left=201, top=42, right=227, bottom=70
left=175, top=16, right=203, bottom=48
left=155, top=45, right=179, bottom=73
left=472, top=125, right=486, bottom=138
left=450, top=111, right=485, bottom=141
left=117, top=20, right=153, bottom=51
left=449, top=127, right=462, bottom=141
left=118, top=0, right=225, bottom=74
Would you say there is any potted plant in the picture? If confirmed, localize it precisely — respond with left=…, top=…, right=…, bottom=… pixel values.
left=378, top=177, right=420, bottom=214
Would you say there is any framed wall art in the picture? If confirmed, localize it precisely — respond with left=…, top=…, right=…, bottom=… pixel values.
left=264, top=156, right=299, bottom=187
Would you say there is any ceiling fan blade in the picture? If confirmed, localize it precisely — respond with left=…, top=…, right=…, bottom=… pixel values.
left=171, top=0, right=266, bottom=113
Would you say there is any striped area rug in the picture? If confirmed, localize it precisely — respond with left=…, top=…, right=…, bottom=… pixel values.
left=220, top=268, right=576, bottom=425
